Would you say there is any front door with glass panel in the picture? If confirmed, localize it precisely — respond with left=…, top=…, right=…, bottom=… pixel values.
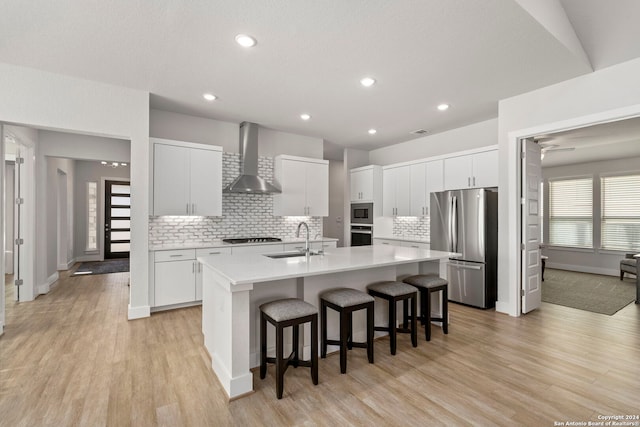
left=105, top=180, right=130, bottom=259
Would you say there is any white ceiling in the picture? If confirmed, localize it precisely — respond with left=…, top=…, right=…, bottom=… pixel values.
left=1, top=1, right=639, bottom=151
left=539, top=116, right=640, bottom=167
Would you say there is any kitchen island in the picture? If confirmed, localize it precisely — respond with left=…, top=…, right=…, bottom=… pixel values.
left=198, top=245, right=457, bottom=399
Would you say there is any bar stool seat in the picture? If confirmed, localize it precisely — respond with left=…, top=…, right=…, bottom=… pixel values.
left=259, top=298, right=318, bottom=399
left=367, top=281, right=418, bottom=355
left=403, top=274, right=448, bottom=341
left=320, top=288, right=374, bottom=373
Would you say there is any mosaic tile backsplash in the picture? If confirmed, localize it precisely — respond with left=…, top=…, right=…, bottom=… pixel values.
left=149, top=153, right=322, bottom=246
left=393, top=216, right=430, bottom=240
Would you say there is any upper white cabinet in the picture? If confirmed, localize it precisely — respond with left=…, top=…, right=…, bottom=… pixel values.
left=350, top=165, right=382, bottom=202
left=383, top=165, right=411, bottom=216
left=443, top=149, right=498, bottom=190
left=273, top=155, right=329, bottom=216
left=152, top=138, right=223, bottom=216
left=409, top=160, right=443, bottom=216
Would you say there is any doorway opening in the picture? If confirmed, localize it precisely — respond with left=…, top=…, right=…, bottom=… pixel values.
left=519, top=114, right=640, bottom=315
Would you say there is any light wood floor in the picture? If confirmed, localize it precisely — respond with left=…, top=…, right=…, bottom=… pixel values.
left=1, top=271, right=639, bottom=426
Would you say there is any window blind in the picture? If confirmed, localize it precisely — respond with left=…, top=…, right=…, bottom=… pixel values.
left=601, top=174, right=640, bottom=251
left=548, top=178, right=592, bottom=248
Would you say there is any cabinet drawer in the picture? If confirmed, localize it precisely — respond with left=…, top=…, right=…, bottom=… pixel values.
left=195, top=247, right=232, bottom=257
left=283, top=242, right=307, bottom=252
left=154, top=249, right=196, bottom=262
left=403, top=242, right=430, bottom=250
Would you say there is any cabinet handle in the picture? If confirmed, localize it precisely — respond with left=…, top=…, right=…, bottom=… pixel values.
left=473, top=176, right=476, bottom=186
left=468, top=177, right=471, bottom=187
left=425, top=206, right=429, bottom=215
left=186, top=203, right=190, bottom=215
left=208, top=251, right=221, bottom=255
left=169, top=254, right=183, bottom=258
left=192, top=261, right=195, bottom=273
left=192, top=203, right=196, bottom=214
left=410, top=245, right=419, bottom=248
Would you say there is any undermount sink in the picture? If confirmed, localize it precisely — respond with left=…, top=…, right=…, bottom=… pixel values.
left=264, top=251, right=320, bottom=259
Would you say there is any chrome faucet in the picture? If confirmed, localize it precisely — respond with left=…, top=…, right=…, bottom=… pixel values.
left=296, top=221, right=310, bottom=256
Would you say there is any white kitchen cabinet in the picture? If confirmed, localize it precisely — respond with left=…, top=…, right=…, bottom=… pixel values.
left=350, top=165, right=382, bottom=202
left=152, top=138, right=222, bottom=216
left=283, top=241, right=337, bottom=252
left=273, top=155, right=329, bottom=216
left=383, top=165, right=411, bottom=216
left=410, top=160, right=443, bottom=216
left=153, top=247, right=232, bottom=307
left=154, top=249, right=197, bottom=306
left=373, top=238, right=429, bottom=249
left=373, top=238, right=401, bottom=246
left=231, top=244, right=284, bottom=255
left=471, top=149, right=499, bottom=188
left=443, top=149, right=498, bottom=190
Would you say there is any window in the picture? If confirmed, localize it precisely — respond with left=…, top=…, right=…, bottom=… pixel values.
left=86, top=182, right=98, bottom=251
left=601, top=174, right=640, bottom=251
left=548, top=177, right=593, bottom=248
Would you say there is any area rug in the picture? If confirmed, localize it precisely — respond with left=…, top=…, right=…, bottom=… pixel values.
left=542, top=268, right=636, bottom=315
left=72, top=259, right=130, bottom=276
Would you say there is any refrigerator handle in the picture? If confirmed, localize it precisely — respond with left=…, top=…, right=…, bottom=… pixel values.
left=451, top=196, right=458, bottom=253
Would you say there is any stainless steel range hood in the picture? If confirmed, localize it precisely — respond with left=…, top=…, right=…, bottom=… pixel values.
left=223, top=122, right=281, bottom=194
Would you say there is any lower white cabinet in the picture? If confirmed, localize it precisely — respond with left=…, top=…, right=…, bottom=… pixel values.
left=283, top=241, right=337, bottom=252
left=373, top=238, right=430, bottom=249
left=154, top=247, right=231, bottom=307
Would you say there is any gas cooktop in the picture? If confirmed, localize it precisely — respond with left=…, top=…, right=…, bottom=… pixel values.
left=222, top=237, right=282, bottom=244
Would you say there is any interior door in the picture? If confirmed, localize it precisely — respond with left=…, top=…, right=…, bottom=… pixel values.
left=521, top=138, right=542, bottom=313
left=105, top=180, right=131, bottom=259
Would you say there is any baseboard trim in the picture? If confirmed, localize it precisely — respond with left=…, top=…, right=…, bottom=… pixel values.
left=495, top=300, right=515, bottom=316
left=128, top=304, right=150, bottom=320
left=546, top=262, right=618, bottom=277
left=57, top=258, right=76, bottom=271
left=38, top=272, right=60, bottom=294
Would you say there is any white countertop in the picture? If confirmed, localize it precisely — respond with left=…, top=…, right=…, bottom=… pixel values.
left=373, top=235, right=430, bottom=244
left=149, top=237, right=339, bottom=251
left=198, top=245, right=457, bottom=285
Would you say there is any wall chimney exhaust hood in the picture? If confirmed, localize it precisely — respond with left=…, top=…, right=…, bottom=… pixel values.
left=223, top=122, right=281, bottom=194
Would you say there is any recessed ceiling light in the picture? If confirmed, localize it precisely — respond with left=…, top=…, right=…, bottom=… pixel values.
left=437, top=103, right=450, bottom=111
left=360, top=77, right=376, bottom=87
left=300, top=113, right=311, bottom=121
left=203, top=93, right=217, bottom=101
left=235, top=34, right=257, bottom=48
left=101, top=161, right=107, bottom=165
left=122, top=163, right=127, bottom=166
left=368, top=129, right=377, bottom=135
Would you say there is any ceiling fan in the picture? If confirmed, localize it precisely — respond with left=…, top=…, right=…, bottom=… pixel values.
left=536, top=140, right=576, bottom=159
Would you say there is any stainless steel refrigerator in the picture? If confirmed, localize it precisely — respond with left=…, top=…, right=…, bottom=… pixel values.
left=430, top=188, right=498, bottom=308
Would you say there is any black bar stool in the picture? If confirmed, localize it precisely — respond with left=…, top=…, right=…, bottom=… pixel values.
left=402, top=274, right=448, bottom=341
left=367, top=281, right=418, bottom=355
left=259, top=298, right=318, bottom=399
left=320, top=288, right=374, bottom=373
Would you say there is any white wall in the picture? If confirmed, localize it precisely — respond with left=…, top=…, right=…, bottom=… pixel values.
left=38, top=131, right=130, bottom=162
left=368, top=118, right=498, bottom=166
left=46, top=158, right=74, bottom=275
left=0, top=62, right=149, bottom=320
left=149, top=109, right=324, bottom=159
left=323, top=160, right=345, bottom=246
left=74, top=161, right=131, bottom=261
left=498, top=56, right=640, bottom=316
left=542, top=155, right=640, bottom=276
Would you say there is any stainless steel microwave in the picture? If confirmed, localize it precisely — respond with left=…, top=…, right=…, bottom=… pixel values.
left=350, top=203, right=373, bottom=225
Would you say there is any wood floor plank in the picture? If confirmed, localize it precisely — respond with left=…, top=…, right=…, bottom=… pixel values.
left=1, top=269, right=639, bottom=426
